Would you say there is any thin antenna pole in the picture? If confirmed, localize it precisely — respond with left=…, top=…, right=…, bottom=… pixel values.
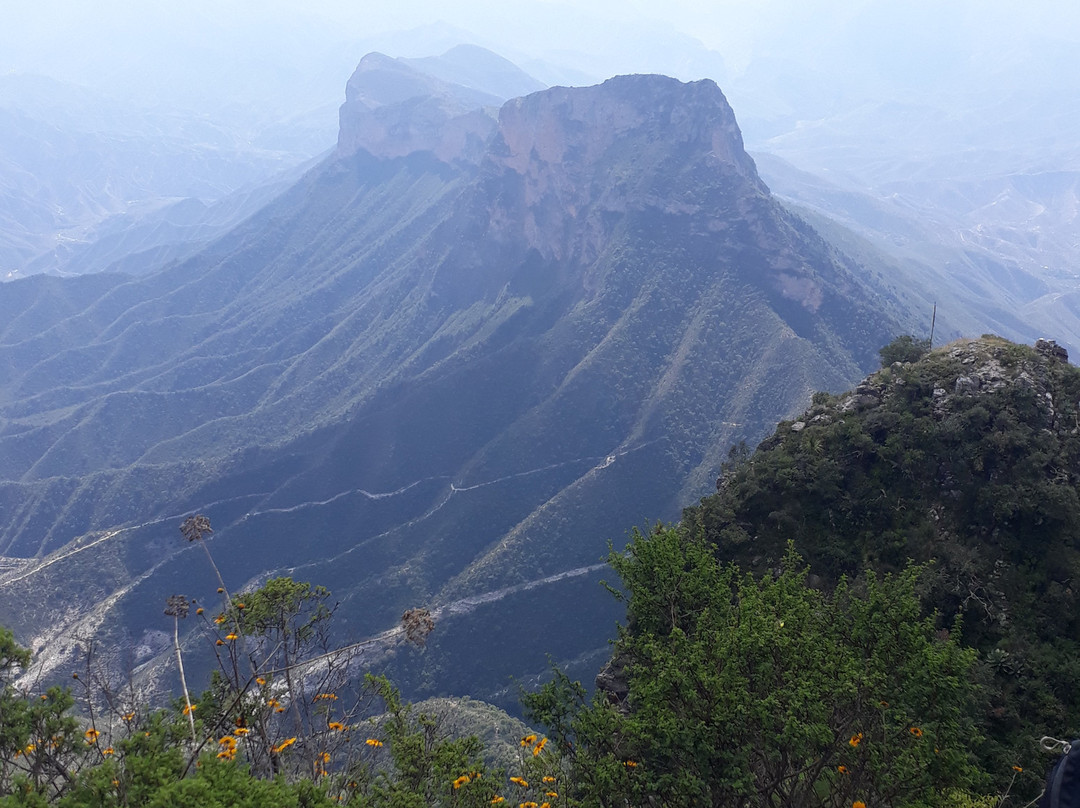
left=929, top=302, right=937, bottom=348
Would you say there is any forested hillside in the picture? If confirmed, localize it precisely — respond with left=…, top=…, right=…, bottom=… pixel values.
left=2, top=336, right=1074, bottom=806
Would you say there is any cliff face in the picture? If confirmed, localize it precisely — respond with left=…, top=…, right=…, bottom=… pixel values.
left=336, top=52, right=498, bottom=164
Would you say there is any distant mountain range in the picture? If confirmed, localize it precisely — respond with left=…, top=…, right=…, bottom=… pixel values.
left=2, top=56, right=919, bottom=706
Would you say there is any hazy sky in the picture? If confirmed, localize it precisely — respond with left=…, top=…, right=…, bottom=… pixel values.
left=2, top=0, right=1078, bottom=168
left=5, top=1, right=1079, bottom=99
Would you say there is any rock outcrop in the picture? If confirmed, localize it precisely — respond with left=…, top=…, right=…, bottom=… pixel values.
left=336, top=53, right=498, bottom=164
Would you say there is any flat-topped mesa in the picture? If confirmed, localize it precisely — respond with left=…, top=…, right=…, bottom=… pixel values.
left=465, top=74, right=773, bottom=269
left=336, top=52, right=498, bottom=164
left=494, top=74, right=758, bottom=181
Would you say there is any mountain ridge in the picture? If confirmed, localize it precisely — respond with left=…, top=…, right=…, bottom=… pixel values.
left=0, top=67, right=914, bottom=705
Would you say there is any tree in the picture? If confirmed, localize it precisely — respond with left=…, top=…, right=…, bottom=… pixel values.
left=526, top=530, right=982, bottom=808
left=879, top=334, right=931, bottom=366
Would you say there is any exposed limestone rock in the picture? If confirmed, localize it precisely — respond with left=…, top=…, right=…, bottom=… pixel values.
left=1036, top=338, right=1069, bottom=363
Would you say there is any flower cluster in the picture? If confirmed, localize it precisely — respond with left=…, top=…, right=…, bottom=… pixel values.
left=217, top=735, right=238, bottom=761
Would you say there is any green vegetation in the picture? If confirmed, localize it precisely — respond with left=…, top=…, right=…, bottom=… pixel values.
left=3, top=337, right=1074, bottom=805
left=878, top=334, right=931, bottom=366
left=524, top=536, right=982, bottom=808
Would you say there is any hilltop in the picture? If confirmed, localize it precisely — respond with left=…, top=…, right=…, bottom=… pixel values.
left=680, top=336, right=1080, bottom=772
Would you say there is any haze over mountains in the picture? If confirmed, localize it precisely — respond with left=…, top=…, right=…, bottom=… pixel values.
left=1, top=2, right=1077, bottom=709
left=0, top=57, right=914, bottom=704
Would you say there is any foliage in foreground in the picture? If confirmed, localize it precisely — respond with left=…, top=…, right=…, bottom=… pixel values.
left=0, top=509, right=1035, bottom=806
left=525, top=532, right=984, bottom=808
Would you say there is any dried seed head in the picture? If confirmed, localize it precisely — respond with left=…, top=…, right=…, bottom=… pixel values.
left=180, top=515, right=213, bottom=543
left=164, top=595, right=190, bottom=618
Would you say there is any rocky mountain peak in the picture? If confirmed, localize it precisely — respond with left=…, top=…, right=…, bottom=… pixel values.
left=336, top=52, right=498, bottom=164
left=494, top=74, right=757, bottom=183
left=473, top=74, right=770, bottom=266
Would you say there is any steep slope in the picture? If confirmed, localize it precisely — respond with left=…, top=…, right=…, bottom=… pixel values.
left=683, top=337, right=1080, bottom=766
left=0, top=71, right=911, bottom=704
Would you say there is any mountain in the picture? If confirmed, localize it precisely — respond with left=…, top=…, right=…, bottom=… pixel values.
left=0, top=74, right=314, bottom=281
left=681, top=336, right=1080, bottom=770
left=0, top=67, right=915, bottom=707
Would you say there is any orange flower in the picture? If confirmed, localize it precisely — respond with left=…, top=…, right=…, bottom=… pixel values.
left=624, top=760, right=638, bottom=768
left=196, top=608, right=204, bottom=615
left=837, top=765, right=849, bottom=774
left=225, top=633, right=238, bottom=641
left=510, top=777, right=529, bottom=788
left=271, top=737, right=296, bottom=754
left=853, top=802, right=866, bottom=808
left=849, top=733, right=863, bottom=748
left=103, top=747, right=115, bottom=755
left=909, top=727, right=923, bottom=738
left=214, top=614, right=227, bottom=625
left=121, top=712, right=135, bottom=722
left=328, top=722, right=345, bottom=731
left=1013, top=765, right=1023, bottom=773
left=256, top=677, right=266, bottom=686
left=453, top=775, right=471, bottom=789
left=365, top=738, right=383, bottom=747
left=313, top=693, right=338, bottom=701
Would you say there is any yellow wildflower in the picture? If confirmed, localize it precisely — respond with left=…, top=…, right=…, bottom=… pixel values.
left=1013, top=765, right=1024, bottom=773
left=313, top=693, right=338, bottom=701
left=520, top=734, right=537, bottom=747
left=329, top=722, right=345, bottom=731
left=491, top=799, right=505, bottom=805
left=121, top=712, right=135, bottom=722
left=849, top=732, right=863, bottom=748
left=838, top=765, right=849, bottom=774
left=533, top=737, right=548, bottom=756
left=510, top=777, right=529, bottom=788
left=854, top=802, right=866, bottom=808
left=225, top=633, right=238, bottom=641
left=909, top=726, right=923, bottom=738
left=214, top=614, right=227, bottom=625
left=103, top=747, right=114, bottom=756
left=234, top=727, right=250, bottom=736
left=271, top=737, right=297, bottom=754
left=84, top=728, right=100, bottom=744
left=542, top=776, right=556, bottom=784
left=182, top=704, right=196, bottom=715
left=624, top=760, right=638, bottom=768
left=453, top=775, right=471, bottom=789
left=365, top=738, right=383, bottom=747
left=546, top=792, right=559, bottom=798
left=256, top=677, right=266, bottom=686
